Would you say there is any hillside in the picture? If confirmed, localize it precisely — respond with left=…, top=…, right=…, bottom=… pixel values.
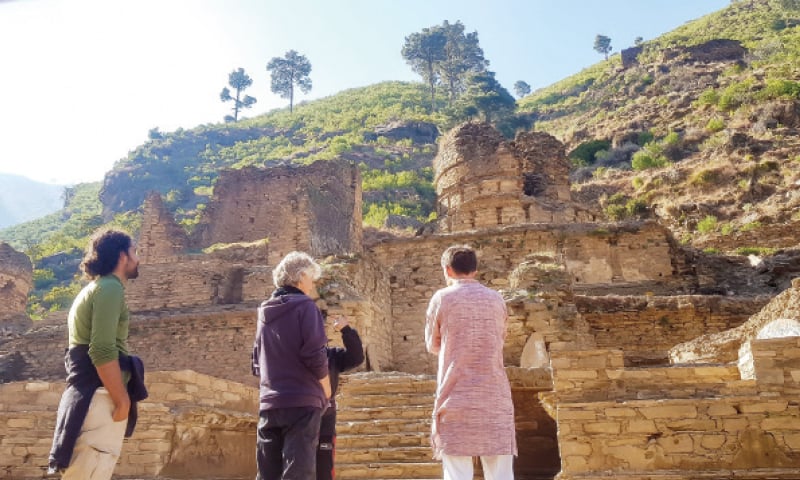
left=100, top=81, right=442, bottom=233
left=0, top=174, right=63, bottom=229
left=519, top=0, right=800, bottom=254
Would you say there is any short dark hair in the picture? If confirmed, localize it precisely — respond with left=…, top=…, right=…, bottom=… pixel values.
left=81, top=229, right=132, bottom=279
left=441, top=245, right=478, bottom=275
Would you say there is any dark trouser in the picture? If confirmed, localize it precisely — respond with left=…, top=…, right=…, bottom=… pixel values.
left=256, top=406, right=322, bottom=480
left=316, top=435, right=335, bottom=480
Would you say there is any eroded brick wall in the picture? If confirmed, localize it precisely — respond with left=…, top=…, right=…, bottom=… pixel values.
left=194, top=160, right=362, bottom=264
left=671, top=278, right=800, bottom=364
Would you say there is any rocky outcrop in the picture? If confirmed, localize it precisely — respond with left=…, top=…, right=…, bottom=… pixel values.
left=621, top=45, right=644, bottom=69
left=370, top=120, right=439, bottom=144
left=664, top=39, right=747, bottom=63
left=0, top=243, right=32, bottom=340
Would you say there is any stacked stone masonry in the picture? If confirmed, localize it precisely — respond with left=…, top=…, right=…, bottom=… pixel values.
left=434, top=123, right=596, bottom=233
left=551, top=336, right=800, bottom=479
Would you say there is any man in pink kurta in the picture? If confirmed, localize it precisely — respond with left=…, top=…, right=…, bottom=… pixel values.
left=425, top=245, right=516, bottom=480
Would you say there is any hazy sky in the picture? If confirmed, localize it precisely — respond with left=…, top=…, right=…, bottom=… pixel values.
left=0, top=0, right=729, bottom=185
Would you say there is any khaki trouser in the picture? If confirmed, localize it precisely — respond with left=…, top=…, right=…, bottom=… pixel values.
left=61, top=388, right=127, bottom=480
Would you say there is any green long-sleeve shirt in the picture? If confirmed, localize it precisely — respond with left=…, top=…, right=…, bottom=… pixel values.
left=68, top=274, right=129, bottom=366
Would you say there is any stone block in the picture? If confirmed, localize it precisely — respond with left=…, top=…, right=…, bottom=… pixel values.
left=740, top=400, right=788, bottom=413
left=584, top=422, right=621, bottom=434
left=656, top=433, right=694, bottom=453
left=707, top=404, right=738, bottom=417
left=605, top=407, right=637, bottom=417
left=558, top=409, right=597, bottom=420
left=639, top=404, right=697, bottom=420
left=626, top=419, right=658, bottom=433
left=700, top=434, right=727, bottom=450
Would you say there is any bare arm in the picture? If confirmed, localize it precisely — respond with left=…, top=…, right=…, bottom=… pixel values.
left=95, top=360, right=130, bottom=422
left=320, top=374, right=332, bottom=399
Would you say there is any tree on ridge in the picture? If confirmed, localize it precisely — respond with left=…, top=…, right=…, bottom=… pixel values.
left=220, top=68, right=257, bottom=122
left=513, top=80, right=531, bottom=98
left=402, top=27, right=447, bottom=111
left=401, top=20, right=489, bottom=110
left=266, top=50, right=312, bottom=114
left=594, top=34, right=612, bottom=60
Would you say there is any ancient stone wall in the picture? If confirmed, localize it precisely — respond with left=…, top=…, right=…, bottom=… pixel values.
left=136, top=192, right=189, bottom=264
left=0, top=306, right=260, bottom=385
left=577, top=295, right=769, bottom=365
left=316, top=256, right=394, bottom=372
left=0, top=371, right=257, bottom=479
left=433, top=123, right=596, bottom=233
left=194, top=160, right=362, bottom=264
left=370, top=222, right=686, bottom=374
left=126, top=242, right=270, bottom=312
left=551, top=346, right=800, bottom=479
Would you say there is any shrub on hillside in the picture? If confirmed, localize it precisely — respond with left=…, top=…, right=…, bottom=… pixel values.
left=760, top=79, right=800, bottom=100
left=696, top=215, right=718, bottom=234
left=568, top=139, right=611, bottom=166
left=718, top=80, right=755, bottom=111
left=631, top=144, right=669, bottom=171
left=706, top=117, right=726, bottom=132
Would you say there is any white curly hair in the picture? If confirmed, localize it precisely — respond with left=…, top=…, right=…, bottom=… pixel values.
left=272, top=251, right=322, bottom=288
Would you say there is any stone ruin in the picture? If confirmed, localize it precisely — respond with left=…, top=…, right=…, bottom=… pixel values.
left=434, top=123, right=594, bottom=232
left=1, top=122, right=800, bottom=479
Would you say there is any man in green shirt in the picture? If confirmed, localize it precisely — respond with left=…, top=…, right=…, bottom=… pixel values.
left=49, top=229, right=141, bottom=480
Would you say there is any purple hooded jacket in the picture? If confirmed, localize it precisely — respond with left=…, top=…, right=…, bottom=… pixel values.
left=252, top=288, right=329, bottom=411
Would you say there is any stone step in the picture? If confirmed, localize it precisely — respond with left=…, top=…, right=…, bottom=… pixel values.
left=343, top=372, right=436, bottom=384
left=337, top=432, right=430, bottom=449
left=337, top=446, right=433, bottom=464
left=337, top=405, right=432, bottom=422
left=337, top=392, right=434, bottom=408
left=338, top=418, right=431, bottom=435
left=340, top=381, right=437, bottom=396
left=335, top=461, right=442, bottom=479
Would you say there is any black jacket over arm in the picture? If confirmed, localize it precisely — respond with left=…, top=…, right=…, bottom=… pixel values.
left=48, top=346, right=148, bottom=473
left=320, top=325, right=364, bottom=436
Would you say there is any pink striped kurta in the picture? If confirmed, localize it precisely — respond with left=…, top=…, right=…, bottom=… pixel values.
left=425, top=278, right=517, bottom=459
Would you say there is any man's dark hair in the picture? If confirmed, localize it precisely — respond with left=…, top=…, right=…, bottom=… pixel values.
left=81, top=229, right=132, bottom=279
left=441, top=245, right=478, bottom=275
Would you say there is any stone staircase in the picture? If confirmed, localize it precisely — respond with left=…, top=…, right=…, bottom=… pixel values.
left=334, top=372, right=441, bottom=480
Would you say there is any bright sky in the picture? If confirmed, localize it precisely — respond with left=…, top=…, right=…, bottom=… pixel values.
left=0, top=0, right=729, bottom=186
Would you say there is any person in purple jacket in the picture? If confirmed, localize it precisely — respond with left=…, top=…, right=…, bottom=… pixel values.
left=252, top=251, right=332, bottom=480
